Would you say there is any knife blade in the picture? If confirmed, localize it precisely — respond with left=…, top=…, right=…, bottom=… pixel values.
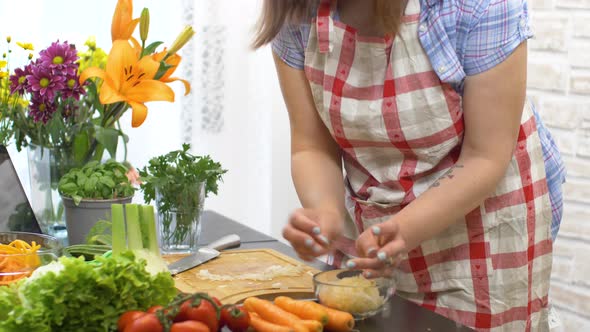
left=167, top=234, right=241, bottom=276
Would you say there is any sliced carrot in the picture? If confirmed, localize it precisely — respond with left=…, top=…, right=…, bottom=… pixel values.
left=250, top=312, right=296, bottom=332
left=321, top=306, right=355, bottom=332
left=300, top=319, right=323, bottom=332
left=0, top=240, right=41, bottom=285
left=244, top=297, right=308, bottom=332
left=275, top=296, right=329, bottom=325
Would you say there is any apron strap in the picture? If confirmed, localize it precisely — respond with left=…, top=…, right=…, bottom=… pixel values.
left=316, top=0, right=335, bottom=53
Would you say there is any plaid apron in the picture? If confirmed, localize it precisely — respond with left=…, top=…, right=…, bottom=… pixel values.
left=303, top=0, right=553, bottom=330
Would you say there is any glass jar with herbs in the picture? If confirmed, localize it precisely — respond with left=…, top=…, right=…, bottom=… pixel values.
left=139, top=144, right=226, bottom=254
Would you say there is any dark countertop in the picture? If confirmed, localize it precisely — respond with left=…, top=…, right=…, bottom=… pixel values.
left=200, top=210, right=474, bottom=332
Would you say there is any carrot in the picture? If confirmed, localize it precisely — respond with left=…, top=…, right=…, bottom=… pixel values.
left=321, top=306, right=355, bottom=332
left=274, top=296, right=329, bottom=325
left=300, top=320, right=323, bottom=332
left=250, top=312, right=296, bottom=332
left=0, top=240, right=41, bottom=285
left=244, top=297, right=308, bottom=332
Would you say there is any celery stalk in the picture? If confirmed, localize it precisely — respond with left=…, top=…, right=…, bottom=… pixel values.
left=125, top=204, right=143, bottom=251
left=139, top=205, right=160, bottom=255
left=111, top=204, right=126, bottom=255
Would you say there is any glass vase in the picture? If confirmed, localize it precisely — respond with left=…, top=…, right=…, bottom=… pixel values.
left=26, top=145, right=77, bottom=243
left=156, top=181, right=205, bottom=254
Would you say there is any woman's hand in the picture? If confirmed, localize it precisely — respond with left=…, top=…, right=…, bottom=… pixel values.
left=282, top=208, right=344, bottom=261
left=349, top=220, right=407, bottom=278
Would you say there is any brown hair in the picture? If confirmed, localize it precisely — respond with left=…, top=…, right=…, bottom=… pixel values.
left=252, top=0, right=406, bottom=49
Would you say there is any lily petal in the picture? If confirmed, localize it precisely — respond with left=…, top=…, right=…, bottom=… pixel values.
left=130, top=36, right=142, bottom=58
left=163, top=77, right=191, bottom=95
left=128, top=101, right=148, bottom=128
left=126, top=80, right=174, bottom=103
left=99, top=80, right=127, bottom=104
left=106, top=40, right=136, bottom=91
left=79, top=67, right=106, bottom=84
left=111, top=0, right=137, bottom=41
left=151, top=51, right=181, bottom=81
left=136, top=55, right=161, bottom=79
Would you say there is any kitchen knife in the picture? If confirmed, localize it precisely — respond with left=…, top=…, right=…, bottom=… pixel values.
left=167, top=234, right=241, bottom=276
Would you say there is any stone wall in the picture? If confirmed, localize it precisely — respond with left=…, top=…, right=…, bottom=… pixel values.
left=529, top=0, right=590, bottom=329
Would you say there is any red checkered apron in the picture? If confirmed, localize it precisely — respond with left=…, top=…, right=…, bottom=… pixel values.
left=303, top=0, right=553, bottom=330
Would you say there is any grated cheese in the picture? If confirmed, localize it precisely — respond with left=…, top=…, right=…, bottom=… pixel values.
left=198, top=265, right=303, bottom=281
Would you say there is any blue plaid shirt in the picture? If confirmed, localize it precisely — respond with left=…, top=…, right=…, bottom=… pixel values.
left=272, top=0, right=566, bottom=239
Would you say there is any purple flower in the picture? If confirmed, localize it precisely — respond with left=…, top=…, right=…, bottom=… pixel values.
left=26, top=64, right=66, bottom=101
left=9, top=66, right=31, bottom=95
left=29, top=96, right=57, bottom=123
left=61, top=74, right=86, bottom=100
left=39, top=41, right=79, bottom=76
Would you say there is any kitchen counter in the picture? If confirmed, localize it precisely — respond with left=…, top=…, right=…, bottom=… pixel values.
left=199, top=211, right=474, bottom=332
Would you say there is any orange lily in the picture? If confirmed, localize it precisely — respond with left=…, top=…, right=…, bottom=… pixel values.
left=111, top=0, right=140, bottom=42
left=152, top=50, right=191, bottom=95
left=80, top=40, right=174, bottom=127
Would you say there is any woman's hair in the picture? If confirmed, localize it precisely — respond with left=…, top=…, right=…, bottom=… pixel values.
left=252, top=0, right=406, bottom=49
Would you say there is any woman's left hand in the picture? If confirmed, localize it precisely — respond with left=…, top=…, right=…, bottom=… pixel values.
left=349, top=220, right=407, bottom=278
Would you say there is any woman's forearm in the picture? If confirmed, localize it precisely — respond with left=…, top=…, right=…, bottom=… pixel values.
left=395, top=154, right=511, bottom=251
left=291, top=148, right=346, bottom=218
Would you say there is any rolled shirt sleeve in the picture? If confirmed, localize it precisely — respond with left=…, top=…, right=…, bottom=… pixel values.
left=462, top=0, right=534, bottom=76
left=271, top=24, right=307, bottom=70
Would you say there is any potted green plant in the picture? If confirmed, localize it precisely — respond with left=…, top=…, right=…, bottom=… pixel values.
left=139, top=144, right=226, bottom=254
left=58, top=160, right=136, bottom=245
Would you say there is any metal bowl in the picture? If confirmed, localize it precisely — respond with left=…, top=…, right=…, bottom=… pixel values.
left=0, top=232, right=62, bottom=284
left=313, top=269, right=395, bottom=320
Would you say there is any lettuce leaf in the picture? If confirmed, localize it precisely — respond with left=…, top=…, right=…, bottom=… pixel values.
left=0, top=251, right=176, bottom=332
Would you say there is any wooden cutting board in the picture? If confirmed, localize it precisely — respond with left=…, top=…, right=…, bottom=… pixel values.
left=164, top=249, right=319, bottom=304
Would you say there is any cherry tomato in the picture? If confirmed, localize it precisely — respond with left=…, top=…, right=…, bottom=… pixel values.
left=170, top=320, right=211, bottom=332
left=221, top=305, right=250, bottom=332
left=211, top=296, right=223, bottom=308
left=123, top=312, right=163, bottom=332
left=117, top=311, right=145, bottom=332
left=147, top=305, right=164, bottom=314
left=175, top=298, right=218, bottom=332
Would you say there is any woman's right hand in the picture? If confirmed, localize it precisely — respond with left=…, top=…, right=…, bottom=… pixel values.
left=282, top=208, right=344, bottom=261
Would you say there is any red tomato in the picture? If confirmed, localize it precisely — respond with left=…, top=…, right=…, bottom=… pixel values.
left=170, top=320, right=211, bottom=332
left=123, top=313, right=163, bottom=332
left=221, top=305, right=250, bottom=332
left=117, top=311, right=145, bottom=332
left=211, top=296, right=223, bottom=308
left=174, top=298, right=218, bottom=332
left=147, top=305, right=164, bottom=314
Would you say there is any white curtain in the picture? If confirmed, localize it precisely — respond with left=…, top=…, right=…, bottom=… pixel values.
left=184, top=0, right=300, bottom=238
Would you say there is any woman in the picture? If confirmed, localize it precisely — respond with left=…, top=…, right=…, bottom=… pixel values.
left=253, top=0, right=565, bottom=330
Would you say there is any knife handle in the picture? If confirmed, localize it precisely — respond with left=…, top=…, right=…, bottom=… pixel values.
left=206, top=234, right=241, bottom=251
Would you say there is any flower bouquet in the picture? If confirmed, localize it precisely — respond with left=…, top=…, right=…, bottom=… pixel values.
left=0, top=0, right=195, bottom=236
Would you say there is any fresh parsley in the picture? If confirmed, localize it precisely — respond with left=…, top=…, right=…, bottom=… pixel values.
left=138, top=144, right=227, bottom=248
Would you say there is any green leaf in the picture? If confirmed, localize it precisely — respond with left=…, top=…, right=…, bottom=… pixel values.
left=99, top=176, right=116, bottom=188
left=154, top=61, right=174, bottom=80
left=73, top=195, right=83, bottom=206
left=95, top=127, right=120, bottom=159
left=84, top=176, right=98, bottom=193
left=143, top=41, right=164, bottom=56
left=72, top=132, right=90, bottom=165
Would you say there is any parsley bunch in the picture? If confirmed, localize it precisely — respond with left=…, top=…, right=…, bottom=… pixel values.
left=139, top=144, right=226, bottom=247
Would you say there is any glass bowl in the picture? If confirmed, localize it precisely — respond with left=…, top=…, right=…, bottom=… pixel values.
left=313, top=269, right=395, bottom=320
left=0, top=232, right=62, bottom=285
